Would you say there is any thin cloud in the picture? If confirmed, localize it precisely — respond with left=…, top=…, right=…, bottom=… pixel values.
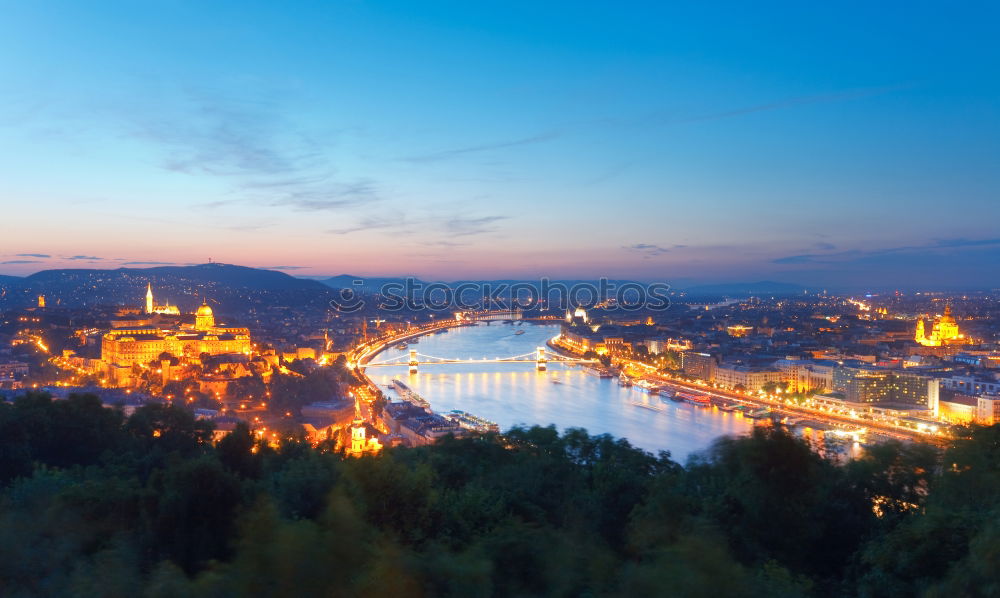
left=124, top=87, right=379, bottom=215
left=624, top=243, right=683, bottom=258
left=773, top=237, right=1000, bottom=264
left=131, top=90, right=319, bottom=177
left=122, top=261, right=183, bottom=265
left=65, top=255, right=103, bottom=261
left=16, top=253, right=50, bottom=258
left=1, top=260, right=43, bottom=264
left=328, top=214, right=406, bottom=235
left=404, top=130, right=560, bottom=163
left=419, top=240, right=470, bottom=248
left=444, top=215, right=508, bottom=236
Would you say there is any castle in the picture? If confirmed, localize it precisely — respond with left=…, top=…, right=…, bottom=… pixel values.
left=101, top=285, right=251, bottom=372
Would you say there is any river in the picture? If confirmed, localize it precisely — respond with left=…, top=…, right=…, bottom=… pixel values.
left=367, top=322, right=753, bottom=462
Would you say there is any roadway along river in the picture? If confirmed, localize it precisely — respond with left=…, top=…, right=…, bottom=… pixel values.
left=367, top=322, right=753, bottom=462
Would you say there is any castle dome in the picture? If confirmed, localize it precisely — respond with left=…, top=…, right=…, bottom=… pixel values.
left=196, top=302, right=214, bottom=317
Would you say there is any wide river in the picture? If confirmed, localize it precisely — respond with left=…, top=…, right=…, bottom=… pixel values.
left=367, top=322, right=753, bottom=461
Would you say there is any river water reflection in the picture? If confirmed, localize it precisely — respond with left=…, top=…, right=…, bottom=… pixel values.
left=368, top=322, right=753, bottom=462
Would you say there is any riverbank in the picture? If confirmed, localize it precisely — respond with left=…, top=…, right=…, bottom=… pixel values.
left=363, top=323, right=754, bottom=459
left=549, top=332, right=947, bottom=447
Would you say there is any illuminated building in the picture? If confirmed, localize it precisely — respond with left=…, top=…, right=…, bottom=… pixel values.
left=348, top=417, right=383, bottom=455
left=680, top=351, right=716, bottom=381
left=101, top=289, right=250, bottom=373
left=915, top=304, right=968, bottom=347
left=350, top=417, right=367, bottom=453
left=726, top=324, right=753, bottom=337
left=195, top=301, right=215, bottom=330
left=775, top=359, right=834, bottom=393
left=713, top=364, right=784, bottom=391
left=145, top=283, right=181, bottom=315
left=976, top=397, right=1000, bottom=425
left=37, top=295, right=45, bottom=308
left=831, top=366, right=939, bottom=414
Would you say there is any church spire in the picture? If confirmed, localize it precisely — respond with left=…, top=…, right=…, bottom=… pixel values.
left=145, top=283, right=154, bottom=314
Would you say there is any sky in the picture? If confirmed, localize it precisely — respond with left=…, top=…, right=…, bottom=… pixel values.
left=1, top=1, right=999, bottom=289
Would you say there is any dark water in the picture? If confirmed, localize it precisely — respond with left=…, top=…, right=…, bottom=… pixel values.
left=367, top=322, right=752, bottom=461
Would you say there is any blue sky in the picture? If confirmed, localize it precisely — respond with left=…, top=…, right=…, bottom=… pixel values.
left=1, top=1, right=998, bottom=288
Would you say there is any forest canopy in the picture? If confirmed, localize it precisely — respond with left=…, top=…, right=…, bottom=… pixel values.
left=0, top=391, right=996, bottom=597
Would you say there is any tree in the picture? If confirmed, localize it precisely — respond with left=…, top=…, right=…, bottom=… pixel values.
left=126, top=403, right=214, bottom=458
left=216, top=422, right=261, bottom=478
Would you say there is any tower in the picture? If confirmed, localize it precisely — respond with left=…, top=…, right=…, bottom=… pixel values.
left=145, top=283, right=154, bottom=314
left=37, top=295, right=45, bottom=309
left=408, top=349, right=419, bottom=374
left=350, top=417, right=366, bottom=454
left=195, top=301, right=215, bottom=331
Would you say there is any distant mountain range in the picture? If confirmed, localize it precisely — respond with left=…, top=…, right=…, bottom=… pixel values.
left=23, top=263, right=326, bottom=291
left=321, top=275, right=431, bottom=291
left=0, top=263, right=332, bottom=311
left=681, top=281, right=809, bottom=297
left=0, top=264, right=811, bottom=311
left=320, top=275, right=809, bottom=297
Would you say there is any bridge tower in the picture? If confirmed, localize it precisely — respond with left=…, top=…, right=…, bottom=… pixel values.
left=535, top=347, right=547, bottom=371
left=408, top=349, right=419, bottom=374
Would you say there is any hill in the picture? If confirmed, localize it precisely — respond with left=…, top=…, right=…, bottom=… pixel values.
left=321, top=274, right=429, bottom=291
left=0, top=263, right=333, bottom=311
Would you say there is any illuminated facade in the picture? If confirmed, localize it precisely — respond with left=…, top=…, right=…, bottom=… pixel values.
left=831, top=366, right=939, bottom=414
left=102, top=290, right=250, bottom=370
left=348, top=417, right=383, bottom=455
left=145, top=283, right=181, bottom=315
left=195, top=301, right=215, bottom=330
left=726, top=324, right=753, bottom=337
left=915, top=304, right=968, bottom=346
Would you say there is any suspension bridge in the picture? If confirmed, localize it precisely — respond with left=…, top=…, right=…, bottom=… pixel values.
left=362, top=347, right=597, bottom=372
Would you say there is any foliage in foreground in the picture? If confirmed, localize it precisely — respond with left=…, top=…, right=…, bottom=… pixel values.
left=0, top=392, right=998, bottom=597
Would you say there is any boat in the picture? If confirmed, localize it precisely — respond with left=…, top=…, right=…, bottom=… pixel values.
left=583, top=366, right=614, bottom=378
left=630, top=401, right=664, bottom=412
left=676, top=391, right=711, bottom=407
left=619, top=377, right=633, bottom=387
left=551, top=379, right=563, bottom=385
left=390, top=379, right=431, bottom=410
left=445, top=410, right=500, bottom=433
left=395, top=342, right=408, bottom=350
left=746, top=408, right=773, bottom=420
left=514, top=330, right=526, bottom=335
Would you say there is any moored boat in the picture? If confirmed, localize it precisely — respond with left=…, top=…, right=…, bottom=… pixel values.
left=584, top=366, right=614, bottom=378
left=444, top=410, right=500, bottom=433
left=676, top=391, right=711, bottom=407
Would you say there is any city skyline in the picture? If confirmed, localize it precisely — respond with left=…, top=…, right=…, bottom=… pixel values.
left=2, top=1, right=999, bottom=288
